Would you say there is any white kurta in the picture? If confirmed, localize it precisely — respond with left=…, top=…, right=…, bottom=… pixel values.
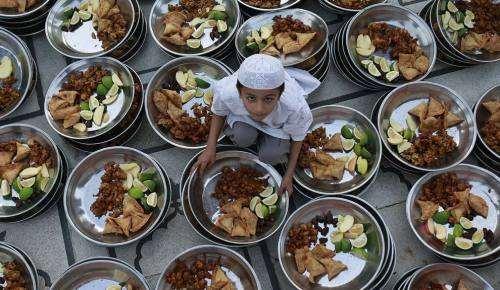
left=211, top=69, right=319, bottom=141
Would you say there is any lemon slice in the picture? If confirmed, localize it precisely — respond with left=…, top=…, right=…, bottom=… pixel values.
left=262, top=193, right=278, bottom=206
left=351, top=233, right=368, bottom=248
left=146, top=192, right=158, bottom=207
left=249, top=196, right=261, bottom=211
left=255, top=203, right=269, bottom=219
left=19, top=177, right=36, bottom=188
left=389, top=118, right=404, bottom=133
left=472, top=230, right=484, bottom=244
left=339, top=215, right=354, bottom=232
left=454, top=237, right=473, bottom=250
left=342, top=138, right=355, bottom=151
left=387, top=127, right=404, bottom=145
left=259, top=187, right=274, bottom=198
left=331, top=231, right=343, bottom=243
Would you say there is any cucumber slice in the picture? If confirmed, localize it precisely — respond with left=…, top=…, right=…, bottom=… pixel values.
left=262, top=193, right=278, bottom=206
left=195, top=77, right=210, bottom=89
left=249, top=196, right=261, bottom=211
left=259, top=187, right=274, bottom=198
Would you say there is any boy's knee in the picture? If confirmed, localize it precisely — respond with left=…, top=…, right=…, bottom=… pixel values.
left=228, top=122, right=258, bottom=147
left=259, top=150, right=287, bottom=165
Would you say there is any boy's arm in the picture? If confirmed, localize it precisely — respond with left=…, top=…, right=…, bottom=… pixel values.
left=279, top=140, right=303, bottom=195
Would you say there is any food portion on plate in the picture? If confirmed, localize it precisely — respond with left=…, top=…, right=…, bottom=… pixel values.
left=60, top=0, right=129, bottom=51
left=298, top=125, right=374, bottom=180
left=285, top=211, right=371, bottom=283
left=0, top=0, right=40, bottom=13
left=0, top=260, right=28, bottom=290
left=90, top=161, right=160, bottom=237
left=0, top=56, right=21, bottom=114
left=165, top=259, right=236, bottom=290
left=245, top=15, right=317, bottom=57
left=160, top=0, right=229, bottom=50
left=355, top=22, right=430, bottom=82
left=419, top=279, right=471, bottom=290
left=385, top=96, right=463, bottom=167
left=416, top=172, right=494, bottom=252
left=212, top=166, right=279, bottom=238
left=479, top=99, right=499, bottom=153
left=439, top=0, right=500, bottom=55
left=243, top=0, right=280, bottom=9
left=0, top=139, right=54, bottom=206
left=48, top=64, right=124, bottom=133
left=329, top=0, right=378, bottom=10
left=153, top=69, right=213, bottom=144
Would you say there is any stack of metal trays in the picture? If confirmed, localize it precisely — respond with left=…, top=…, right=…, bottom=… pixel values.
left=393, top=263, right=494, bottom=290
left=44, top=57, right=144, bottom=152
left=235, top=9, right=330, bottom=83
left=0, top=241, right=40, bottom=289
left=181, top=148, right=289, bottom=247
left=406, top=164, right=500, bottom=268
left=63, top=146, right=172, bottom=247
left=318, top=0, right=386, bottom=15
left=0, top=0, right=55, bottom=36
left=45, top=0, right=146, bottom=62
left=51, top=256, right=150, bottom=289
left=0, top=28, right=37, bottom=121
left=149, top=0, right=242, bottom=62
left=330, top=4, right=437, bottom=90
left=278, top=196, right=396, bottom=289
left=145, top=56, right=232, bottom=150
left=419, top=0, right=500, bottom=67
left=237, top=0, right=302, bottom=18
left=287, top=105, right=382, bottom=200
left=156, top=245, right=262, bottom=290
left=473, top=84, right=500, bottom=175
left=373, top=81, right=476, bottom=175
left=0, top=124, right=67, bottom=223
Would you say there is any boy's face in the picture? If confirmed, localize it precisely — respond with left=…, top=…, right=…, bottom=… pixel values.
left=239, top=86, right=281, bottom=121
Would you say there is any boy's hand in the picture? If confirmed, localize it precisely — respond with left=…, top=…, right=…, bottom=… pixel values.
left=278, top=174, right=293, bottom=195
left=191, top=148, right=216, bottom=175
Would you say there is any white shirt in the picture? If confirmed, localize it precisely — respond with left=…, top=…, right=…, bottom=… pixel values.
left=211, top=71, right=314, bottom=141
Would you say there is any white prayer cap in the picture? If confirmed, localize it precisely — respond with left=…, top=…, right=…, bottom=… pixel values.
left=237, top=54, right=285, bottom=90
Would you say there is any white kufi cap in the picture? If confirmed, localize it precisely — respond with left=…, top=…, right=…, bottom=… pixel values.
left=237, top=54, right=285, bottom=90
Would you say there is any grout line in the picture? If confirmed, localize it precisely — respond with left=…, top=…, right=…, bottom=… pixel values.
left=0, top=109, right=44, bottom=125
left=24, top=38, right=46, bottom=110
left=56, top=201, right=76, bottom=265
left=259, top=242, right=282, bottom=290
left=376, top=200, right=407, bottom=210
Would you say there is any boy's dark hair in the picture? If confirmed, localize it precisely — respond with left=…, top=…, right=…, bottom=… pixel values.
left=236, top=80, right=285, bottom=96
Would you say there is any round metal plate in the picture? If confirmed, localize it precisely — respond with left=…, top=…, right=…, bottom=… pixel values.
left=155, top=245, right=261, bottom=290
left=408, top=263, right=494, bottom=289
left=406, top=164, right=500, bottom=261
left=0, top=241, right=38, bottom=290
left=145, top=56, right=231, bottom=149
left=187, top=150, right=288, bottom=245
left=292, top=105, right=382, bottom=195
left=45, top=0, right=136, bottom=59
left=278, top=197, right=385, bottom=290
left=377, top=81, right=476, bottom=172
left=0, top=124, right=62, bottom=219
left=50, top=257, right=149, bottom=290
left=0, top=0, right=50, bottom=19
left=345, top=4, right=437, bottom=88
left=237, top=0, right=302, bottom=13
left=44, top=57, right=135, bottom=140
left=322, top=0, right=387, bottom=14
left=235, top=8, right=328, bottom=66
left=0, top=27, right=35, bottom=120
left=149, top=0, right=241, bottom=57
left=64, top=146, right=171, bottom=246
left=474, top=85, right=500, bottom=161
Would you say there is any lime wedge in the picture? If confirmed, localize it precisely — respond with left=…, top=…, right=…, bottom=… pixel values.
left=472, top=229, right=484, bottom=244
left=70, top=11, right=80, bottom=26
left=454, top=237, right=473, bottom=250
left=338, top=215, right=354, bottom=232
left=122, top=172, right=133, bottom=190
left=351, top=233, right=368, bottom=248
left=389, top=118, right=404, bottom=133
left=262, top=193, right=278, bottom=206
left=142, top=180, right=156, bottom=192
left=102, top=94, right=118, bottom=105
left=146, top=192, right=158, bottom=207
left=203, top=89, right=214, bottom=106
left=330, top=231, right=343, bottom=243
left=89, top=96, right=100, bottom=111
left=268, top=205, right=277, bottom=215
left=356, top=157, right=368, bottom=175
left=78, top=10, right=92, bottom=21
left=351, top=248, right=368, bottom=259
left=259, top=187, right=274, bottom=198
left=434, top=223, right=447, bottom=241
left=101, top=75, right=113, bottom=89
left=37, top=177, right=49, bottom=191
left=80, top=110, right=93, bottom=121
left=0, top=56, right=13, bottom=79
left=73, top=123, right=87, bottom=132
left=342, top=138, right=355, bottom=151
left=255, top=203, right=269, bottom=219
left=133, top=179, right=148, bottom=192
left=387, top=127, right=404, bottom=145
left=19, top=167, right=42, bottom=179
left=92, top=105, right=104, bottom=126
left=175, top=71, right=187, bottom=88
left=426, top=218, right=435, bottom=235
left=111, top=72, right=123, bottom=86
left=249, top=196, right=261, bottom=211
left=19, top=177, right=36, bottom=188
left=459, top=217, right=473, bottom=230
left=397, top=141, right=412, bottom=153
left=353, top=127, right=368, bottom=145
left=181, top=90, right=196, bottom=104
left=128, top=187, right=144, bottom=199
left=217, top=20, right=227, bottom=33
left=187, top=37, right=202, bottom=48
left=19, top=187, right=34, bottom=200
left=106, top=83, right=119, bottom=97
